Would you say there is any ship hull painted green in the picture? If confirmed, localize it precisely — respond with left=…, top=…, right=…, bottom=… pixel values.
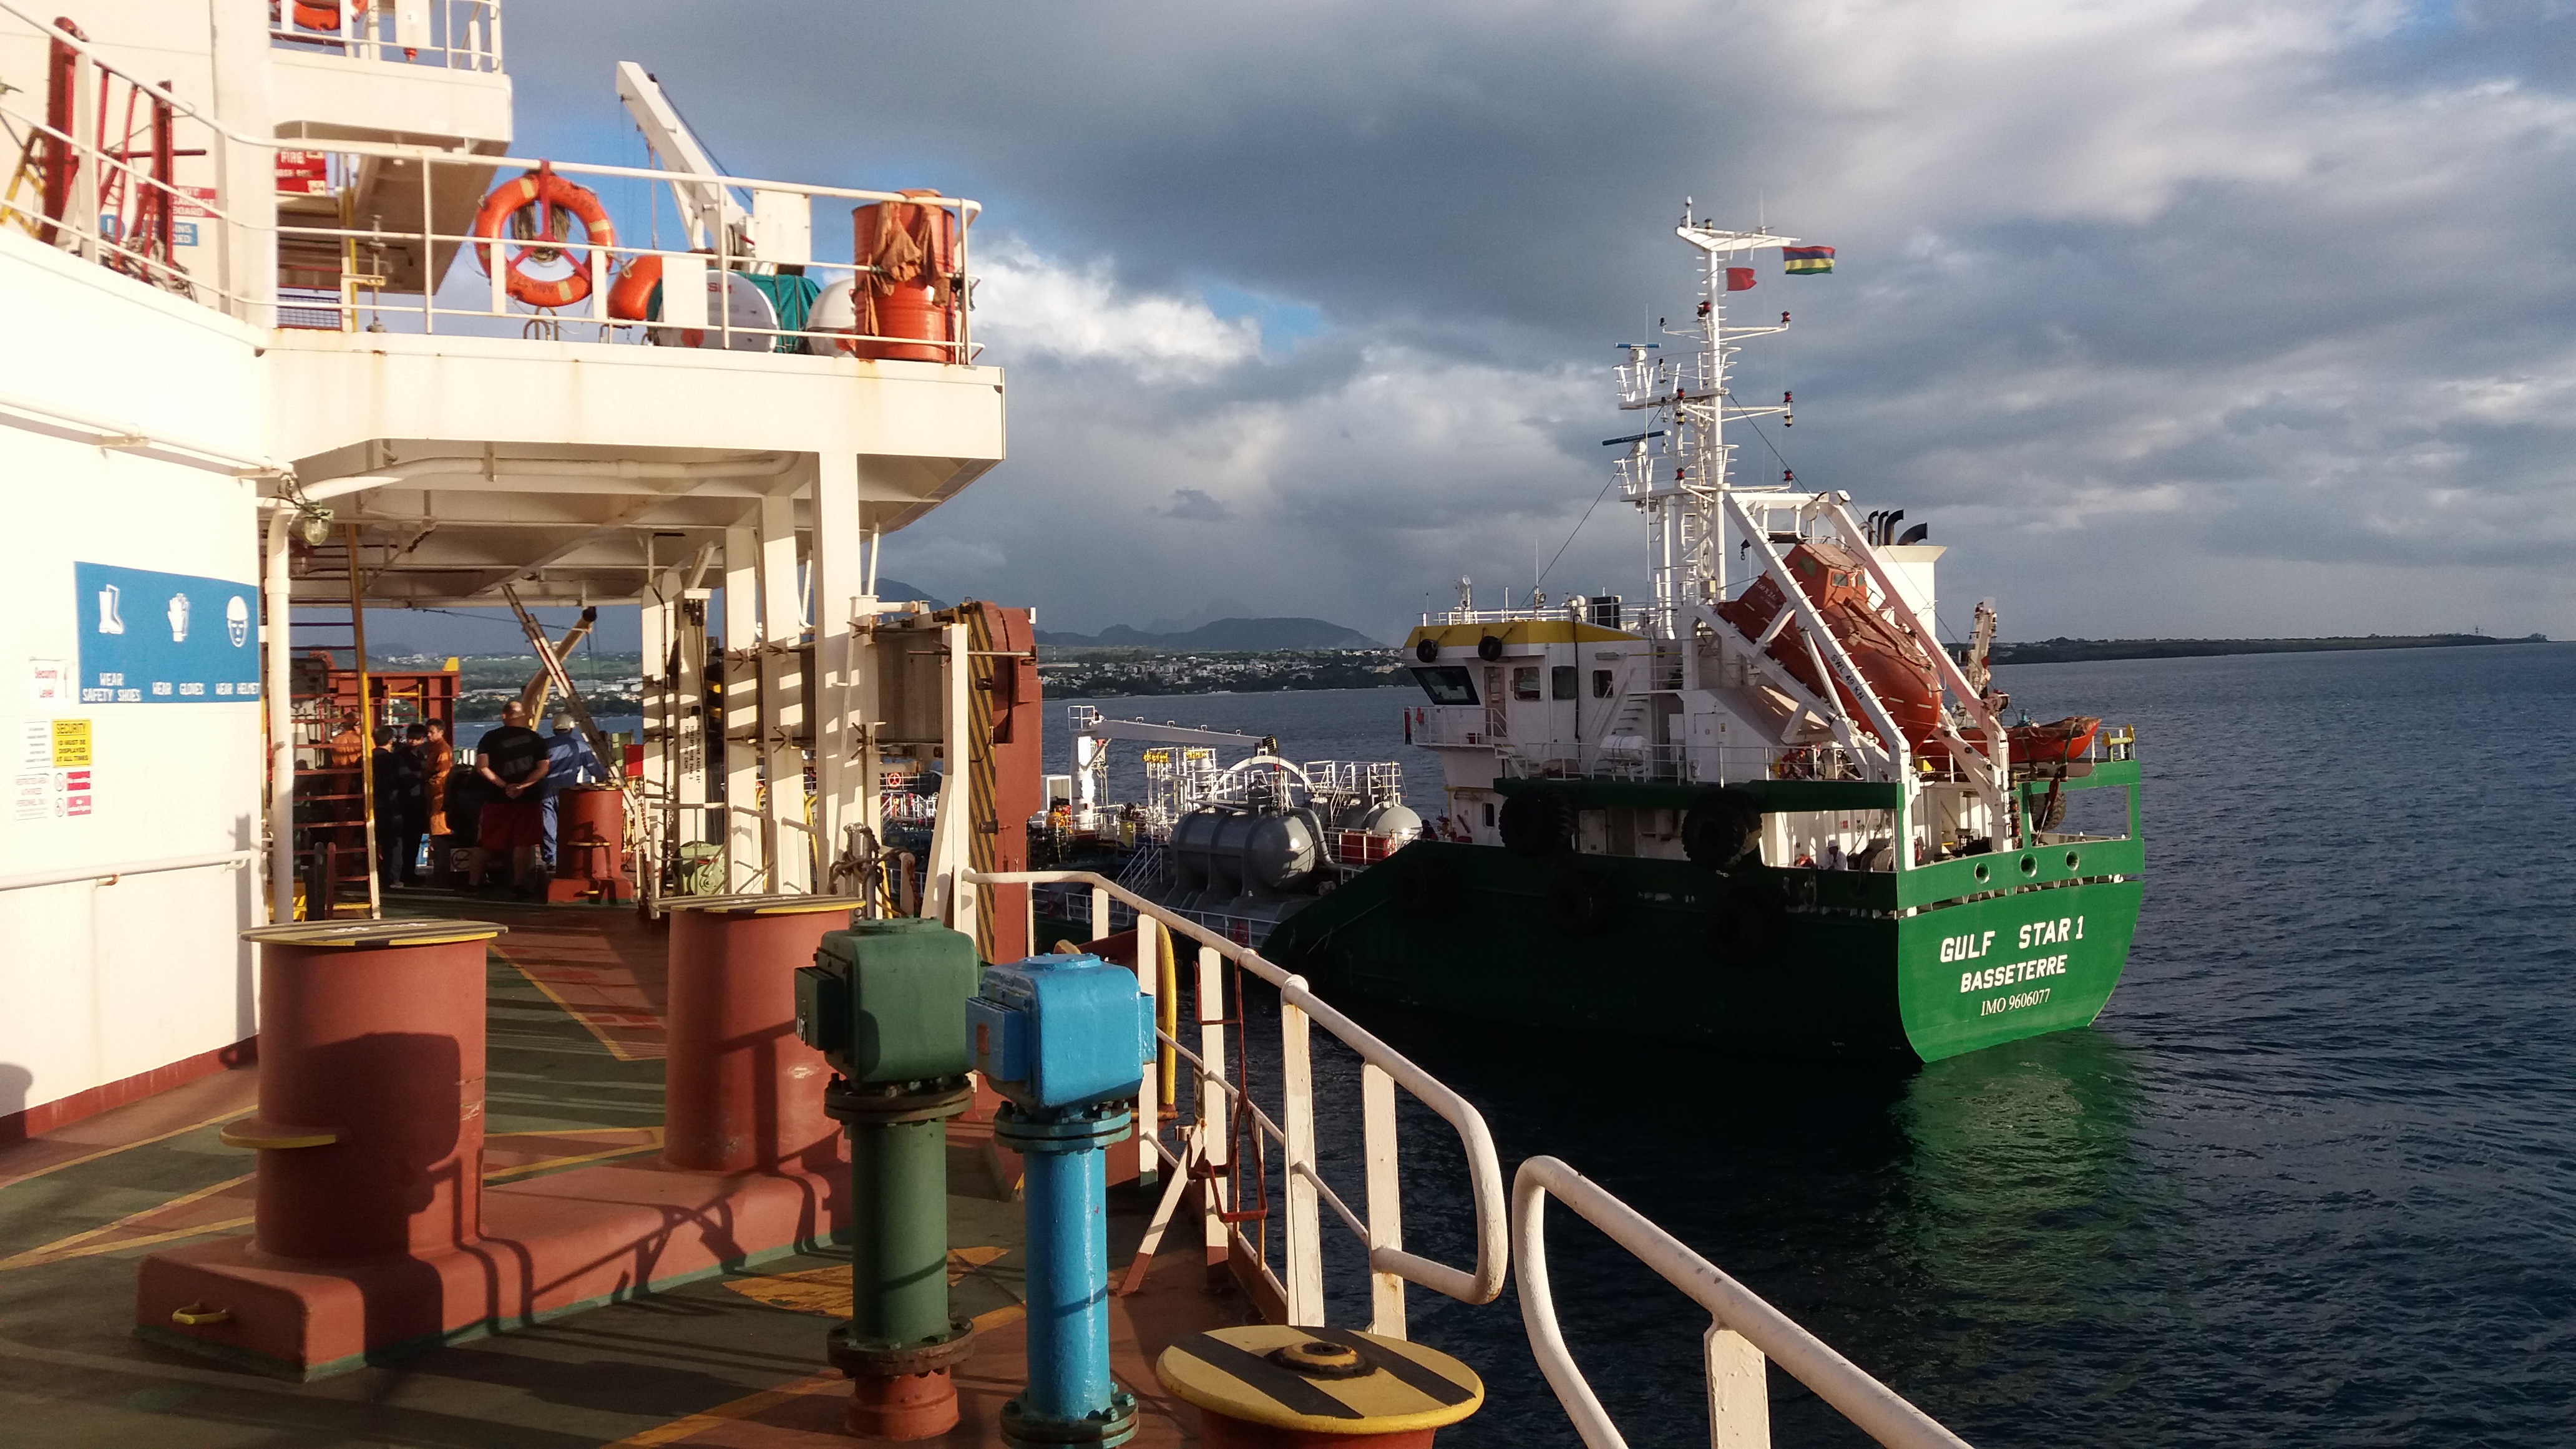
left=1263, top=844, right=2140, bottom=1062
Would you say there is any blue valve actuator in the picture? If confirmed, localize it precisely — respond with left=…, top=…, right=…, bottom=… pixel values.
left=967, top=953, right=1155, bottom=1112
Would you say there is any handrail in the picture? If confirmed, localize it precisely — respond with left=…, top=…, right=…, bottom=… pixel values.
left=1, top=3, right=985, bottom=349
left=0, top=851, right=256, bottom=895
left=1515, top=1156, right=1975, bottom=1449
left=964, top=866, right=1510, bottom=1315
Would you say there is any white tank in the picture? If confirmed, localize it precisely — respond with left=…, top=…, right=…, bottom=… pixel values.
left=1357, top=803, right=1422, bottom=841
left=807, top=278, right=859, bottom=355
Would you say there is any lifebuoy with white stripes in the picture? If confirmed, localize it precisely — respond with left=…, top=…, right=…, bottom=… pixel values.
left=471, top=164, right=615, bottom=310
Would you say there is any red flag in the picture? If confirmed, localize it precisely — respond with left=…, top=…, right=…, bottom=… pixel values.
left=1726, top=266, right=1757, bottom=291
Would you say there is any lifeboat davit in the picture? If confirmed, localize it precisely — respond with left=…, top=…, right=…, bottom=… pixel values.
left=1712, top=539, right=1950, bottom=759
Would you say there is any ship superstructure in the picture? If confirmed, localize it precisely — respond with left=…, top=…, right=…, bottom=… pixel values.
left=0, top=0, right=1012, bottom=1133
left=1409, top=212, right=2016, bottom=867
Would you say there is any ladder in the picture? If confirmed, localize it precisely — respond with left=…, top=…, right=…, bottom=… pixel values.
left=275, top=524, right=382, bottom=919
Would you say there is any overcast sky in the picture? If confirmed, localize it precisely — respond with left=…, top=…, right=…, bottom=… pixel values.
left=489, top=0, right=2574, bottom=646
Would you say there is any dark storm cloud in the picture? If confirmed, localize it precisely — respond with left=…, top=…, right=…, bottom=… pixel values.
left=507, top=1, right=2576, bottom=639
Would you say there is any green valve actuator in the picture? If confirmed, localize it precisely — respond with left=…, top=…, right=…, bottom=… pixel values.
left=794, top=916, right=983, bottom=1442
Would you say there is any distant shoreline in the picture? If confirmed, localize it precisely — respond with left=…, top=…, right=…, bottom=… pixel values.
left=1986, top=633, right=2550, bottom=666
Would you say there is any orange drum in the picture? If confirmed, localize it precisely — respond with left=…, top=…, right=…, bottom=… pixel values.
left=850, top=189, right=957, bottom=362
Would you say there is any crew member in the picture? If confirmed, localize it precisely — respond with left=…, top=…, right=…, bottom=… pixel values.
left=540, top=715, right=600, bottom=869
left=391, top=723, right=434, bottom=886
left=421, top=718, right=454, bottom=882
left=466, top=701, right=550, bottom=894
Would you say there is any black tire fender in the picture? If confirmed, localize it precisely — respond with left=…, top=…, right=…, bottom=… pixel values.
left=1497, top=786, right=1576, bottom=856
left=1476, top=634, right=1505, bottom=662
left=1682, top=787, right=1764, bottom=869
left=1415, top=637, right=1441, bottom=663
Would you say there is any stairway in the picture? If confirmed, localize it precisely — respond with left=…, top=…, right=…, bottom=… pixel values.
left=276, top=529, right=381, bottom=919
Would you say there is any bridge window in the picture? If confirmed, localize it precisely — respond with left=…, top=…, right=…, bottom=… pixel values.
left=1511, top=666, right=1541, bottom=701
left=1551, top=666, right=1578, bottom=700
left=1410, top=666, right=1477, bottom=705
left=1592, top=668, right=1614, bottom=698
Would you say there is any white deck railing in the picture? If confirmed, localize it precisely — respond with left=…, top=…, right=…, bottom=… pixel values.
left=269, top=0, right=503, bottom=72
left=964, top=867, right=1509, bottom=1335
left=1516, top=1156, right=1975, bottom=1449
left=1, top=4, right=980, bottom=361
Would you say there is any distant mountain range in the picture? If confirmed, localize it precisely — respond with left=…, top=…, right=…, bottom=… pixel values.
left=1036, top=617, right=1382, bottom=651
left=1984, top=633, right=2549, bottom=666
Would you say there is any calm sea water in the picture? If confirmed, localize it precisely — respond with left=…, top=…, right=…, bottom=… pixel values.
left=1051, top=641, right=2576, bottom=1447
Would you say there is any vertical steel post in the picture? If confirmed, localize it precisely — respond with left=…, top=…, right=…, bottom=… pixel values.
left=263, top=510, right=294, bottom=923
left=1281, top=997, right=1322, bottom=1324
left=1196, top=945, right=1229, bottom=1280
left=755, top=492, right=806, bottom=890
left=721, top=521, right=763, bottom=890
left=1362, top=1061, right=1405, bottom=1337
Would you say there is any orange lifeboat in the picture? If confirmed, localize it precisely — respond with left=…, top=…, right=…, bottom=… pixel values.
left=1712, top=539, right=1951, bottom=759
left=848, top=189, right=957, bottom=362
left=2007, top=715, right=2101, bottom=765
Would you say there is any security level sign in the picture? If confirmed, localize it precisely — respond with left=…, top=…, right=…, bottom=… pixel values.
left=51, top=718, right=90, bottom=766
left=74, top=562, right=261, bottom=705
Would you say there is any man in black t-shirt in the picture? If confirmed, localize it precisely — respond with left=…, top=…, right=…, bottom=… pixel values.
left=465, top=700, right=550, bottom=893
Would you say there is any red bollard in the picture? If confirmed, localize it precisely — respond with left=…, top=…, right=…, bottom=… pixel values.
left=661, top=895, right=867, bottom=1173
left=545, top=784, right=633, bottom=902
left=226, top=919, right=505, bottom=1260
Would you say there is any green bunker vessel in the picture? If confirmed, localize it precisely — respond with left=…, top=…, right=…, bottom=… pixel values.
left=1266, top=212, right=2144, bottom=1061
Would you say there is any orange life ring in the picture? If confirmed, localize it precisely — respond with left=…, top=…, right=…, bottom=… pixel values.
left=470, top=165, right=615, bottom=310
left=606, top=253, right=660, bottom=322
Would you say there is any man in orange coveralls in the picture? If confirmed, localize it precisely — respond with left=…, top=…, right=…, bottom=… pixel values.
left=420, top=718, right=455, bottom=881
left=465, top=700, right=550, bottom=895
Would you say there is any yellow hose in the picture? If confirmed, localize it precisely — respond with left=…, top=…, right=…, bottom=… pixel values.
left=1155, top=917, right=1179, bottom=1108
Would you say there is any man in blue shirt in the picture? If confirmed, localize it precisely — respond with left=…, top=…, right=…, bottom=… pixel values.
left=540, top=715, right=600, bottom=871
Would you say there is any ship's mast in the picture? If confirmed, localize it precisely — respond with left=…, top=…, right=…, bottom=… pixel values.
left=1618, top=205, right=1795, bottom=641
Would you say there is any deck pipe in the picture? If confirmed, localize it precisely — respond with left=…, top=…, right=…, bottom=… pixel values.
left=968, top=953, right=1158, bottom=1448
left=996, top=1104, right=1136, bottom=1445
left=797, top=917, right=982, bottom=1440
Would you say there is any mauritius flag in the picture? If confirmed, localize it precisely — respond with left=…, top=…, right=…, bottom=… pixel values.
left=1783, top=245, right=1835, bottom=275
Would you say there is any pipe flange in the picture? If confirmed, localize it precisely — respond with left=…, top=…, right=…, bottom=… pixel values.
left=992, top=1104, right=1133, bottom=1156
left=828, top=1318, right=977, bottom=1377
left=999, top=1390, right=1138, bottom=1447
left=824, top=1076, right=974, bottom=1126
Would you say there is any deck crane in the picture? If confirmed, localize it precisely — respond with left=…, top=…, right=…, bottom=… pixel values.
left=613, top=61, right=747, bottom=253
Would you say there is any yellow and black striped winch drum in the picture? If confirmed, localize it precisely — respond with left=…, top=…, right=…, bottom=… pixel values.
left=1153, top=1324, right=1484, bottom=1435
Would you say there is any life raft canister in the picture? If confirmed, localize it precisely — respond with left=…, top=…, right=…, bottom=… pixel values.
left=471, top=162, right=616, bottom=310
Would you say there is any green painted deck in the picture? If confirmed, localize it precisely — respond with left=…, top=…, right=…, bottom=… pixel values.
left=0, top=892, right=1246, bottom=1447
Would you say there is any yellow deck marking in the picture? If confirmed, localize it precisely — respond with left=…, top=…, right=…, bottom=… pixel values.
left=0, top=1172, right=253, bottom=1271
left=484, top=1128, right=665, bottom=1183
left=605, top=1300, right=1028, bottom=1447
left=0, top=1129, right=663, bottom=1271
left=720, top=1246, right=1010, bottom=1318
left=493, top=945, right=653, bottom=1061
left=602, top=1369, right=849, bottom=1447
left=0, top=1105, right=254, bottom=1193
